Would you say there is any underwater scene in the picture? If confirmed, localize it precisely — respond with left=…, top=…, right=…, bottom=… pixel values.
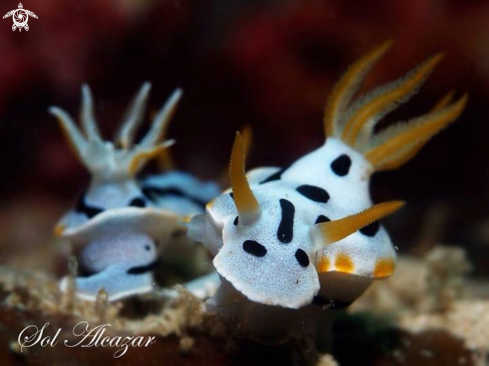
left=0, top=0, right=488, bottom=365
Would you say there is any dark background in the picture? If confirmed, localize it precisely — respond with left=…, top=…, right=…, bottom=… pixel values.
left=0, top=0, right=488, bottom=274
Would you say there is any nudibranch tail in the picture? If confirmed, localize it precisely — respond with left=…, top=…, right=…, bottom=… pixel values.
left=139, top=88, right=182, bottom=148
left=230, top=132, right=261, bottom=225
left=81, top=85, right=103, bottom=143
left=116, top=82, right=151, bottom=149
left=365, top=93, right=468, bottom=171
left=324, top=40, right=392, bottom=137
left=314, top=200, right=404, bottom=245
left=341, top=53, right=444, bottom=147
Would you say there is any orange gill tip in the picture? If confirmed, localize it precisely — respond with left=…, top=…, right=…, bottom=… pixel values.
left=372, top=141, right=425, bottom=172
left=366, top=93, right=468, bottom=171
left=341, top=52, right=445, bottom=147
left=324, top=40, right=393, bottom=137
left=157, top=147, right=175, bottom=171
left=431, top=90, right=455, bottom=112
left=230, top=132, right=261, bottom=225
left=181, top=216, right=192, bottom=223
left=54, top=224, right=66, bottom=237
left=315, top=201, right=405, bottom=245
left=128, top=140, right=175, bottom=175
left=206, top=197, right=217, bottom=209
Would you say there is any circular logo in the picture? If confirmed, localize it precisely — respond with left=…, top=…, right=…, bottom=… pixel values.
left=12, top=9, right=28, bottom=27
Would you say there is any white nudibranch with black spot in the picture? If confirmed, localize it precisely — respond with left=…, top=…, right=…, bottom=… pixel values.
left=187, top=42, right=467, bottom=340
left=51, top=83, right=220, bottom=301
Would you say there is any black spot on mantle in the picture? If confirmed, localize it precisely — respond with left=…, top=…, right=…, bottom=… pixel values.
left=359, top=221, right=380, bottom=237
left=296, top=185, right=330, bottom=203
left=315, top=215, right=331, bottom=224
left=260, top=167, right=288, bottom=184
left=331, top=154, right=352, bottom=176
left=277, top=199, right=295, bottom=243
left=243, top=240, right=267, bottom=257
left=295, top=249, right=310, bottom=267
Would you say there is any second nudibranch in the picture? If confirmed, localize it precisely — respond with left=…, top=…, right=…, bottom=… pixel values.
left=188, top=41, right=467, bottom=314
left=51, top=83, right=219, bottom=301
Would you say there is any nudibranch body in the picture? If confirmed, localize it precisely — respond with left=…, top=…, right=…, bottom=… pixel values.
left=187, top=42, right=466, bottom=339
left=189, top=136, right=402, bottom=310
left=52, top=83, right=219, bottom=301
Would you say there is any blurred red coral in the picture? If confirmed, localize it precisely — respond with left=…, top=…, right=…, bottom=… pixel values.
left=225, top=0, right=489, bottom=123
left=0, top=0, right=191, bottom=104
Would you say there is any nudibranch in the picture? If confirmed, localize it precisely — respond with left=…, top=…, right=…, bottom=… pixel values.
left=51, top=83, right=220, bottom=301
left=187, top=42, right=467, bottom=340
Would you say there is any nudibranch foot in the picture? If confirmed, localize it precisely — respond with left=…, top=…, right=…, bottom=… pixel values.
left=175, top=271, right=221, bottom=300
left=205, top=278, right=341, bottom=347
left=59, top=265, right=154, bottom=302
